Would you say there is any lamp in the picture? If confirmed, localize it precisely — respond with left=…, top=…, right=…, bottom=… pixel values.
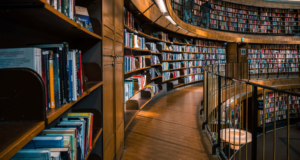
left=154, top=0, right=167, bottom=14
left=165, top=15, right=177, bottom=25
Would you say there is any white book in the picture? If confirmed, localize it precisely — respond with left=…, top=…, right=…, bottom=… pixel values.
left=0, top=48, right=42, bottom=76
left=70, top=50, right=77, bottom=101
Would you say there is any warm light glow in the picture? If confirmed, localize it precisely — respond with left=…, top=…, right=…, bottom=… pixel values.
left=165, top=15, right=176, bottom=25
left=155, top=0, right=167, bottom=14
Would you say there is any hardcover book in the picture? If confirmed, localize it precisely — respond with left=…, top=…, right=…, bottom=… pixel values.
left=75, top=6, right=93, bottom=32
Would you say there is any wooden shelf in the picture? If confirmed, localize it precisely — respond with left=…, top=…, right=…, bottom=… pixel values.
left=174, top=83, right=185, bottom=88
left=163, top=66, right=204, bottom=72
left=151, top=64, right=161, bottom=66
left=84, top=128, right=103, bottom=160
left=46, top=81, right=103, bottom=124
left=124, top=46, right=151, bottom=52
left=0, top=121, right=45, bottom=160
left=151, top=76, right=162, bottom=81
left=1, top=1, right=102, bottom=40
left=124, top=66, right=151, bottom=74
left=140, top=90, right=162, bottom=110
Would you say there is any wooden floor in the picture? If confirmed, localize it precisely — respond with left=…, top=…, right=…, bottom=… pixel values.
left=121, top=84, right=211, bottom=160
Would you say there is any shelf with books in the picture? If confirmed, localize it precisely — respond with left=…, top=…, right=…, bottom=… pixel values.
left=124, top=66, right=151, bottom=75
left=151, top=76, right=162, bottom=81
left=46, top=81, right=103, bottom=124
left=124, top=46, right=151, bottom=52
left=0, top=1, right=102, bottom=40
left=85, top=128, right=103, bottom=160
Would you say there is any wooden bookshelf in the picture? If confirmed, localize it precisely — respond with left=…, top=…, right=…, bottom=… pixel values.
left=171, top=0, right=300, bottom=35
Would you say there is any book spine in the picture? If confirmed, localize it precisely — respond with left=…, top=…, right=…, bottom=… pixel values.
left=41, top=51, right=48, bottom=110
left=45, top=53, right=50, bottom=109
left=89, top=114, right=93, bottom=150
left=64, top=44, right=70, bottom=103
left=72, top=51, right=77, bottom=101
left=79, top=51, right=83, bottom=95
left=56, top=54, right=61, bottom=106
left=35, top=48, right=42, bottom=77
left=76, top=51, right=81, bottom=96
left=58, top=49, right=65, bottom=105
left=68, top=52, right=73, bottom=102
left=53, top=54, right=59, bottom=107
left=49, top=53, right=55, bottom=108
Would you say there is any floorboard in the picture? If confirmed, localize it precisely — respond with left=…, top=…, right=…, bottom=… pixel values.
left=121, top=85, right=211, bottom=160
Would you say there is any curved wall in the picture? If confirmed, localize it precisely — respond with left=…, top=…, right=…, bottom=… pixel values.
left=129, top=0, right=300, bottom=43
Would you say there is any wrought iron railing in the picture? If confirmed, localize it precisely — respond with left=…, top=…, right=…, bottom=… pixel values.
left=202, top=63, right=300, bottom=160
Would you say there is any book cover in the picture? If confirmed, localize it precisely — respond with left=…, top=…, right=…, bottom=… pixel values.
left=43, top=128, right=77, bottom=160
left=67, top=113, right=93, bottom=150
left=75, top=6, right=93, bottom=32
left=42, top=51, right=49, bottom=110
left=11, top=149, right=51, bottom=160
left=48, top=52, right=56, bottom=108
left=58, top=121, right=85, bottom=159
left=71, top=50, right=78, bottom=101
left=23, top=136, right=64, bottom=149
left=67, top=51, right=73, bottom=102
left=53, top=53, right=61, bottom=107
left=0, top=48, right=42, bottom=76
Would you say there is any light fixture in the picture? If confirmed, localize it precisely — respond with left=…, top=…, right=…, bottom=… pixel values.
left=165, top=15, right=176, bottom=25
left=155, top=0, right=167, bottom=14
left=220, top=128, right=252, bottom=150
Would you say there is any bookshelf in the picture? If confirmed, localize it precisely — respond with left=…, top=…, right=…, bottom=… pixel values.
left=0, top=0, right=125, bottom=159
left=172, top=0, right=300, bottom=35
left=123, top=7, right=228, bottom=129
left=248, top=44, right=300, bottom=75
left=258, top=89, right=300, bottom=126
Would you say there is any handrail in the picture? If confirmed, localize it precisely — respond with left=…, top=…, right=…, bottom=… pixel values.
left=204, top=64, right=300, bottom=97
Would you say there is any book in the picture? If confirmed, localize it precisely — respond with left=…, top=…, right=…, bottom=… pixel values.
left=48, top=52, right=55, bottom=109
left=11, top=149, right=51, bottom=160
left=53, top=53, right=61, bottom=107
left=57, top=122, right=85, bottom=159
left=75, top=6, right=93, bottom=32
left=43, top=128, right=77, bottom=160
left=23, top=136, right=64, bottom=148
left=67, top=113, right=93, bottom=151
left=0, top=48, right=42, bottom=76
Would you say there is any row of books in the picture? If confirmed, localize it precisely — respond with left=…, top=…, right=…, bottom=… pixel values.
left=163, top=71, right=180, bottom=81
left=0, top=44, right=83, bottom=110
left=248, top=59, right=299, bottom=63
left=124, top=55, right=147, bottom=73
left=249, top=44, right=299, bottom=49
left=162, top=62, right=181, bottom=71
left=144, top=84, right=160, bottom=96
left=184, top=75, right=203, bottom=83
left=124, top=30, right=147, bottom=49
left=124, top=75, right=148, bottom=101
left=249, top=63, right=299, bottom=69
left=163, top=53, right=183, bottom=60
left=12, top=112, right=93, bottom=160
left=248, top=54, right=300, bottom=58
left=124, top=7, right=134, bottom=29
left=183, top=68, right=203, bottom=75
left=149, top=68, right=161, bottom=79
left=151, top=55, right=161, bottom=65
left=194, top=40, right=226, bottom=47
left=248, top=49, right=299, bottom=54
left=146, top=42, right=159, bottom=53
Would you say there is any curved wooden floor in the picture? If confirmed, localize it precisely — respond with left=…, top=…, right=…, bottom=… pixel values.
left=121, top=84, right=211, bottom=160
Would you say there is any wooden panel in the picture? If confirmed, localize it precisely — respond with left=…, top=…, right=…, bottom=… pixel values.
left=103, top=37, right=114, bottom=51
left=116, top=120, right=124, bottom=153
left=154, top=16, right=170, bottom=28
left=102, top=62, right=114, bottom=149
left=143, top=5, right=162, bottom=22
left=115, top=42, right=123, bottom=57
left=104, top=26, right=115, bottom=40
left=165, top=23, right=178, bottom=32
left=115, top=0, right=123, bottom=36
left=104, top=136, right=115, bottom=160
left=186, top=32, right=197, bottom=37
left=223, top=0, right=300, bottom=8
left=131, top=0, right=154, bottom=13
left=103, top=0, right=114, bottom=30
left=176, top=28, right=188, bottom=35
left=226, top=42, right=237, bottom=63
left=115, top=62, right=124, bottom=126
left=116, top=33, right=123, bottom=44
